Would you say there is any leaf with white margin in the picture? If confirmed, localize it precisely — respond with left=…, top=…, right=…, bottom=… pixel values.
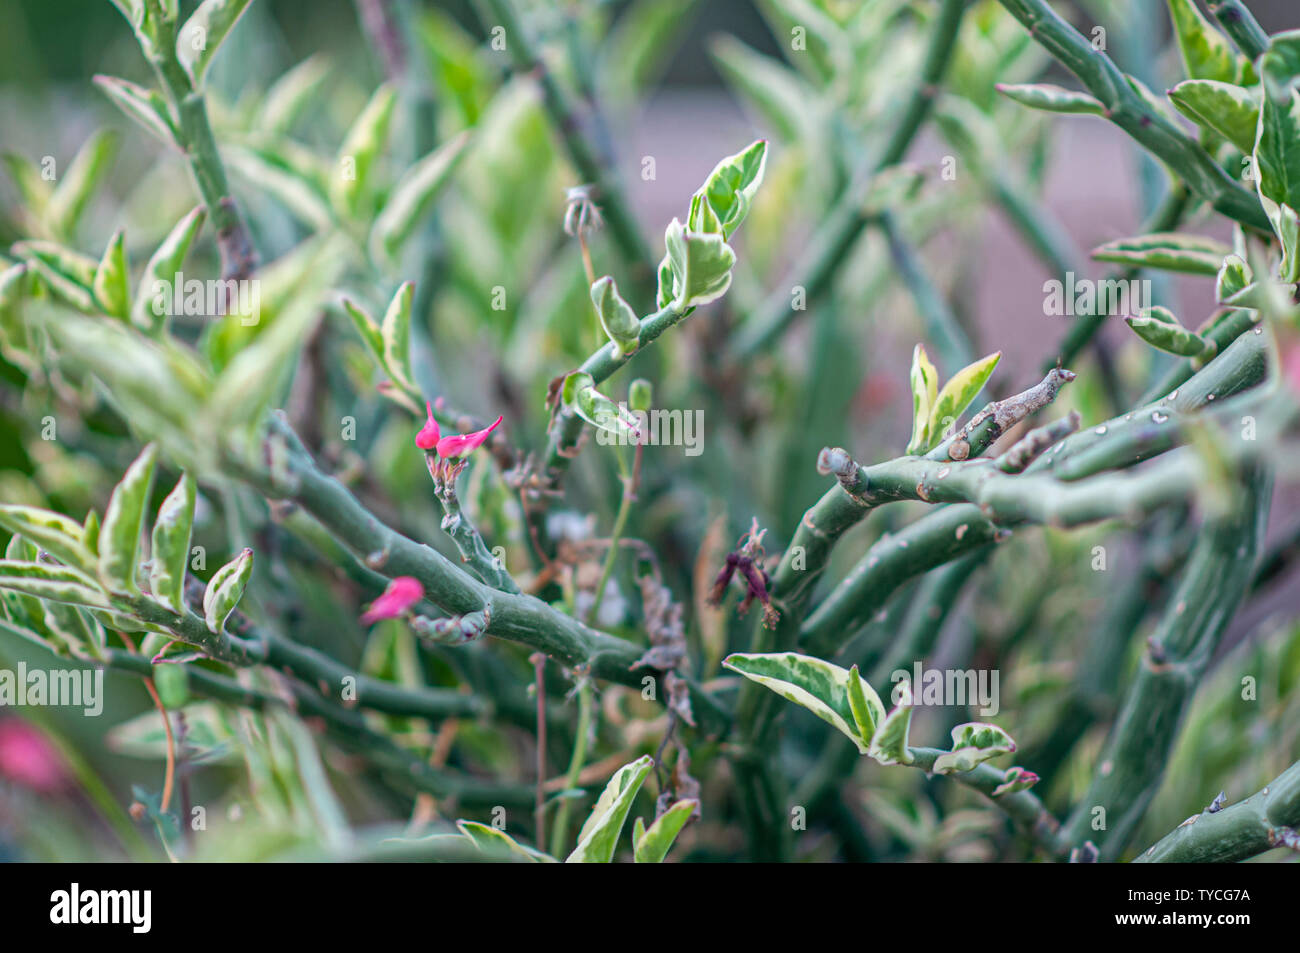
left=203, top=548, right=253, bottom=634
left=98, top=443, right=158, bottom=595
left=931, top=722, right=1017, bottom=775
left=662, top=218, right=735, bottom=312
left=149, top=473, right=196, bottom=613
left=632, top=799, right=697, bottom=864
left=566, top=755, right=653, bottom=863
left=868, top=681, right=915, bottom=766
left=456, top=820, right=556, bottom=862
left=0, top=505, right=95, bottom=571
left=723, top=652, right=885, bottom=752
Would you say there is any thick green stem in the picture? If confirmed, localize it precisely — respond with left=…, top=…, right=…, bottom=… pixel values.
left=995, top=0, right=1268, bottom=231
left=1057, top=465, right=1272, bottom=859
left=1134, top=760, right=1300, bottom=863
left=1207, top=0, right=1271, bottom=60
left=237, top=413, right=731, bottom=735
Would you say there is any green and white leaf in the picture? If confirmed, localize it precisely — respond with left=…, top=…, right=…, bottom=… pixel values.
left=93, top=75, right=178, bottom=147
left=906, top=343, right=939, bottom=455
left=868, top=681, right=915, bottom=766
left=1168, top=79, right=1260, bottom=154
left=47, top=129, right=118, bottom=240
left=661, top=218, right=735, bottom=312
left=149, top=473, right=196, bottom=613
left=133, top=206, right=206, bottom=332
left=93, top=229, right=130, bottom=321
left=370, top=131, right=470, bottom=263
left=456, top=821, right=556, bottom=862
left=692, top=139, right=767, bottom=239
left=0, top=561, right=111, bottom=609
left=379, top=281, right=417, bottom=395
left=98, top=443, right=158, bottom=595
left=632, top=799, right=697, bottom=863
left=931, top=722, right=1017, bottom=775
left=1091, top=232, right=1231, bottom=276
left=203, top=548, right=253, bottom=634
left=590, top=275, right=641, bottom=357
left=330, top=83, right=396, bottom=217
left=561, top=371, right=641, bottom=437
left=567, top=755, right=654, bottom=863
left=0, top=504, right=95, bottom=570
left=722, top=652, right=885, bottom=753
left=1166, top=0, right=1254, bottom=85
left=176, top=0, right=254, bottom=86
left=996, top=82, right=1104, bottom=115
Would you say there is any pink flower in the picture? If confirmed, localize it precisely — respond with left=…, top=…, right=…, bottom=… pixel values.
left=416, top=402, right=441, bottom=450
left=361, top=576, right=424, bottom=625
left=0, top=718, right=68, bottom=793
left=436, top=416, right=503, bottom=460
left=414, top=401, right=503, bottom=460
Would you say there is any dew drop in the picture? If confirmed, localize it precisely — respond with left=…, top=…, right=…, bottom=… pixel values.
left=1167, top=390, right=1178, bottom=401
left=936, top=466, right=951, bottom=479
left=1207, top=393, right=1216, bottom=401
left=1152, top=411, right=1169, bottom=424
left=1254, top=326, right=1263, bottom=334
left=1094, top=425, right=1107, bottom=435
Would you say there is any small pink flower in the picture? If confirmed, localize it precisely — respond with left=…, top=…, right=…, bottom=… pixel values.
left=415, top=402, right=442, bottom=450
left=361, top=576, right=424, bottom=625
left=413, top=401, right=503, bottom=461
left=0, top=718, right=68, bottom=793
left=436, top=415, right=503, bottom=460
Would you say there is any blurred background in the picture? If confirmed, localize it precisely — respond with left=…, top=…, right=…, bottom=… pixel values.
left=1, top=0, right=1297, bottom=862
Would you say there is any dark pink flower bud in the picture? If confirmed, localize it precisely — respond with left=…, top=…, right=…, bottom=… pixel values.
left=361, top=576, right=424, bottom=625
left=435, top=415, right=503, bottom=460
left=415, top=401, right=442, bottom=450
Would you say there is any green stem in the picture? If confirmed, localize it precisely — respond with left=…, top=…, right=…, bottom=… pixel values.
left=1207, top=0, right=1271, bottom=60
left=435, top=476, right=521, bottom=593
left=138, top=0, right=257, bottom=280
left=1057, top=465, right=1272, bottom=859
left=548, top=677, right=594, bottom=856
left=237, top=413, right=732, bottom=735
left=1134, top=760, right=1300, bottom=863
left=995, top=0, right=1268, bottom=231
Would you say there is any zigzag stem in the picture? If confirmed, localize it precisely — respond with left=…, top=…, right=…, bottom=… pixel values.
left=232, top=412, right=732, bottom=735
left=1057, top=465, right=1273, bottom=859
left=138, top=0, right=257, bottom=281
left=802, top=330, right=1270, bottom=655
left=433, top=475, right=521, bottom=593
left=994, top=0, right=1268, bottom=232
left=728, top=0, right=968, bottom=359
left=1134, top=759, right=1300, bottom=862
